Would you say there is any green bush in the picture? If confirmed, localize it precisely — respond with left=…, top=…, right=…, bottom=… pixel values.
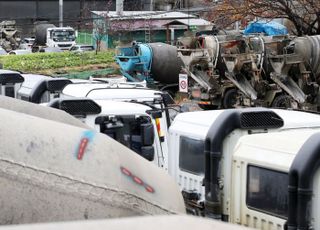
left=0, top=51, right=115, bottom=72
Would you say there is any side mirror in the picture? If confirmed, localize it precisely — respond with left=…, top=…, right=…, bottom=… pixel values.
left=141, top=123, right=154, bottom=146
left=140, top=146, right=155, bottom=161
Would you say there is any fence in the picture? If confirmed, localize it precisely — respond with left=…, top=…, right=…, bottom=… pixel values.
left=76, top=32, right=94, bottom=45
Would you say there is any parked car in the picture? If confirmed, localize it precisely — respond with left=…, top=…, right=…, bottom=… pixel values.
left=8, top=49, right=32, bottom=55
left=70, top=44, right=95, bottom=52
left=19, top=37, right=35, bottom=50
left=0, top=48, right=7, bottom=55
left=39, top=47, right=63, bottom=53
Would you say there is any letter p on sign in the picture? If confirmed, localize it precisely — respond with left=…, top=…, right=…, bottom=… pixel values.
left=179, top=74, right=188, bottom=93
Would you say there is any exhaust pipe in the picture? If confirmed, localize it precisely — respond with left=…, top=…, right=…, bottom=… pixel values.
left=287, top=132, right=320, bottom=230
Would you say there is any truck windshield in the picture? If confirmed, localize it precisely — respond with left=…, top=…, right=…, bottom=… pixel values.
left=52, top=30, right=75, bottom=42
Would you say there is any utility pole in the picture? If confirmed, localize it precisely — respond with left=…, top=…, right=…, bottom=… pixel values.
left=150, top=0, right=154, bottom=11
left=116, top=0, right=124, bottom=16
left=35, top=0, right=39, bottom=20
left=59, top=0, right=63, bottom=27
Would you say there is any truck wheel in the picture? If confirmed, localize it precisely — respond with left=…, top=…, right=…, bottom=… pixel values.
left=222, top=88, right=238, bottom=108
left=271, top=95, right=292, bottom=108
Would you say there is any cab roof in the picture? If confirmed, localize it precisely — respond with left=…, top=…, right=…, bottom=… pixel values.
left=95, top=100, right=153, bottom=115
left=173, top=108, right=320, bottom=129
left=20, top=74, right=51, bottom=89
left=62, top=83, right=163, bottom=101
left=170, top=109, right=320, bottom=139
left=0, top=69, right=20, bottom=74
left=234, top=129, right=320, bottom=171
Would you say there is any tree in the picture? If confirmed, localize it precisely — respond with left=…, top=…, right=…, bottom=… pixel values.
left=93, top=15, right=107, bottom=53
left=205, top=0, right=320, bottom=36
left=79, top=0, right=154, bottom=50
left=79, top=0, right=113, bottom=52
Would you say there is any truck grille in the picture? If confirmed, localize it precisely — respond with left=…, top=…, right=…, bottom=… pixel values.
left=58, top=44, right=72, bottom=48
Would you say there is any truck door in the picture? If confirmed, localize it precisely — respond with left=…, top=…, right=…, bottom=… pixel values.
left=95, top=115, right=155, bottom=162
left=173, top=135, right=205, bottom=215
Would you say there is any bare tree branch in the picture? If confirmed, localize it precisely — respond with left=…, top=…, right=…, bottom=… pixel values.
left=203, top=0, right=320, bottom=35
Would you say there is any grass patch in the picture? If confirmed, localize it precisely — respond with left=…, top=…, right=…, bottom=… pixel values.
left=0, top=51, right=116, bottom=74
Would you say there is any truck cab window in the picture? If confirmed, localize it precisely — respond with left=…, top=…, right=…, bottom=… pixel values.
left=97, top=115, right=153, bottom=155
left=179, top=136, right=205, bottom=174
left=246, top=165, right=288, bottom=218
left=52, top=30, right=75, bottom=42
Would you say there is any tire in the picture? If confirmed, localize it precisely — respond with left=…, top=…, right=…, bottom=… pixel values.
left=271, top=95, right=292, bottom=108
left=222, top=88, right=238, bottom=109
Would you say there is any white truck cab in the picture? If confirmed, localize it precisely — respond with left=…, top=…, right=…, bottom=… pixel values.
left=60, top=81, right=175, bottom=124
left=41, top=80, right=175, bottom=168
left=17, top=74, right=71, bottom=103
left=232, top=129, right=320, bottom=229
left=47, top=97, right=170, bottom=169
left=168, top=108, right=320, bottom=229
left=0, top=69, right=24, bottom=97
left=47, top=27, right=76, bottom=50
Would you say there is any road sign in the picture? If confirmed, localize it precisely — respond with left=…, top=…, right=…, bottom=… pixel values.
left=179, top=74, right=188, bottom=93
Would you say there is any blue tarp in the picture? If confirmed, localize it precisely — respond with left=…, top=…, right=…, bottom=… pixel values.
left=244, top=21, right=288, bottom=36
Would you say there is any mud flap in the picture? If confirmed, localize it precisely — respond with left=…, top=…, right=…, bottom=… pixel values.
left=225, top=72, right=257, bottom=100
left=270, top=72, right=306, bottom=103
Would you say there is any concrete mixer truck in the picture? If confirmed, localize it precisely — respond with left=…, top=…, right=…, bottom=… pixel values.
left=0, top=95, right=185, bottom=224
left=263, top=35, right=320, bottom=111
left=177, top=33, right=320, bottom=111
left=0, top=215, right=251, bottom=230
left=0, top=20, right=21, bottom=52
left=115, top=42, right=182, bottom=94
left=177, top=34, right=286, bottom=109
left=32, top=22, right=76, bottom=52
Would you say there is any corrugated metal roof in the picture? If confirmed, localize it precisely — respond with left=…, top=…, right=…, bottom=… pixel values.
left=109, top=19, right=172, bottom=30
left=164, top=18, right=212, bottom=26
left=91, top=11, right=197, bottom=20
